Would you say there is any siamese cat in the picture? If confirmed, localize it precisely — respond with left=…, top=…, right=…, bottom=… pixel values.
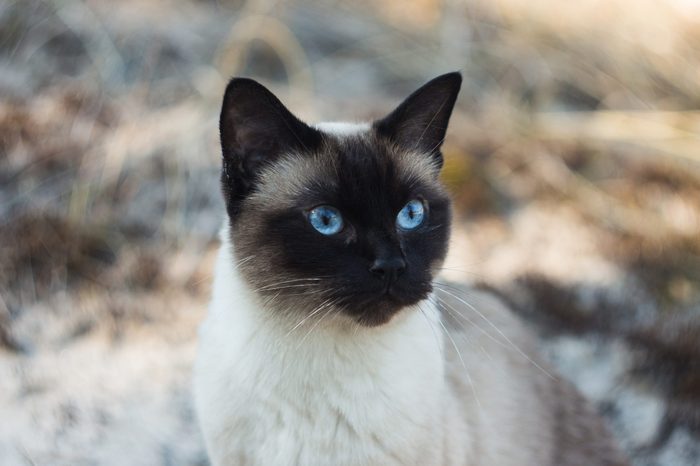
left=193, top=73, right=628, bottom=465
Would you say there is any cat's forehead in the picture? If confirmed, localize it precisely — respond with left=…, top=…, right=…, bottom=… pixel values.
left=314, top=121, right=370, bottom=136
left=251, top=124, right=439, bottom=207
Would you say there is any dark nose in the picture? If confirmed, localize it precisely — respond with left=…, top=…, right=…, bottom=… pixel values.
left=370, top=256, right=406, bottom=283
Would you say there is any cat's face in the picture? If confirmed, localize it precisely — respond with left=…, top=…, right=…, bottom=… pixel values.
left=219, top=73, right=461, bottom=326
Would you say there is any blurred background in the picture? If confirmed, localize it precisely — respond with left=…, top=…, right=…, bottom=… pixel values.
left=1, top=0, right=699, bottom=464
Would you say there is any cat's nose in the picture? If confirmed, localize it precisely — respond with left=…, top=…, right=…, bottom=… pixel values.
left=369, top=257, right=406, bottom=283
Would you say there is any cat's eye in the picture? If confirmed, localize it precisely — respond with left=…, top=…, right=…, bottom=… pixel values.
left=308, top=205, right=344, bottom=235
left=396, top=199, right=425, bottom=230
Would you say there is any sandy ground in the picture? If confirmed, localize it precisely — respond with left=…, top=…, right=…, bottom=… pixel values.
left=0, top=267, right=208, bottom=465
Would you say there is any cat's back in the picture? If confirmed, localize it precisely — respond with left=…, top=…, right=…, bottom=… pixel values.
left=436, top=284, right=628, bottom=466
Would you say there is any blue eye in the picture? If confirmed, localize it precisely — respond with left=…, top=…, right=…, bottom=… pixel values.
left=308, top=206, right=344, bottom=235
left=397, top=200, right=425, bottom=230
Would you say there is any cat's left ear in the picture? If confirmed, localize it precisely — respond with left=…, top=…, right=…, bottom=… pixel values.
left=373, top=72, right=462, bottom=170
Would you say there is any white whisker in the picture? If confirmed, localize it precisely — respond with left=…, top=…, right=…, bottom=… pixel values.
left=285, top=296, right=336, bottom=338
left=257, top=283, right=323, bottom=293
left=434, top=283, right=555, bottom=380
left=429, top=301, right=483, bottom=412
left=432, top=294, right=495, bottom=363
left=256, top=277, right=328, bottom=290
left=417, top=303, right=443, bottom=360
left=296, top=300, right=339, bottom=349
left=231, top=254, right=256, bottom=270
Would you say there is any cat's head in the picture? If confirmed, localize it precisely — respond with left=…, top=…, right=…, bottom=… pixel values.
left=220, top=73, right=461, bottom=327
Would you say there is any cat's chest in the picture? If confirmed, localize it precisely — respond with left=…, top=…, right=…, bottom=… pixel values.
left=228, top=371, right=437, bottom=465
left=194, top=305, right=447, bottom=466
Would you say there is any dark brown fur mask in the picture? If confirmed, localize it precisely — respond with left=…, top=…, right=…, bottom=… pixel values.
left=220, top=73, right=461, bottom=326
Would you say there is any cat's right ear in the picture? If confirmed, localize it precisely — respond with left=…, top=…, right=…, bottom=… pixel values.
left=219, top=78, right=322, bottom=218
left=373, top=72, right=461, bottom=171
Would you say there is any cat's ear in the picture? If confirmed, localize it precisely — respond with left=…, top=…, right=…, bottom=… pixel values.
left=219, top=78, right=322, bottom=217
left=374, top=72, right=462, bottom=170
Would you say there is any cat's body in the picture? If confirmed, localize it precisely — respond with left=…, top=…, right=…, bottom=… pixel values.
left=194, top=74, right=627, bottom=465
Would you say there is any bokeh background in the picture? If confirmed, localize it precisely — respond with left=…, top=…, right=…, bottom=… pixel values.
left=1, top=0, right=700, bottom=464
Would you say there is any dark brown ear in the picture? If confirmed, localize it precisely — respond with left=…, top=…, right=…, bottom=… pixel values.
left=219, top=78, right=322, bottom=218
left=373, top=72, right=462, bottom=170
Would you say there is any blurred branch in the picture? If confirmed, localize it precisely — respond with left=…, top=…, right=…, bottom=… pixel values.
left=529, top=148, right=698, bottom=241
left=535, top=111, right=700, bottom=165
left=68, top=97, right=213, bottom=222
left=53, top=0, right=127, bottom=89
left=216, top=0, right=313, bottom=97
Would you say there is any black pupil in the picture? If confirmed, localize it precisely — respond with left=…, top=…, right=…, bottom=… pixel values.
left=322, top=214, right=331, bottom=226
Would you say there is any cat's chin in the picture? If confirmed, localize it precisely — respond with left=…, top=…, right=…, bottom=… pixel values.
left=335, top=280, right=433, bottom=327
left=348, top=295, right=424, bottom=328
left=354, top=308, right=401, bottom=327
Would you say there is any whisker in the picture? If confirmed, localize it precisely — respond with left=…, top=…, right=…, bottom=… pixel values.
left=257, top=283, right=324, bottom=292
left=271, top=290, right=327, bottom=297
left=433, top=283, right=555, bottom=380
left=430, top=301, right=483, bottom=411
left=254, top=277, right=331, bottom=294
left=432, top=294, right=495, bottom=363
left=257, top=277, right=328, bottom=289
left=296, top=300, right=339, bottom=349
left=231, top=254, right=256, bottom=270
left=284, top=296, right=335, bottom=337
left=433, top=293, right=503, bottom=347
left=417, top=302, right=443, bottom=359
left=435, top=267, right=483, bottom=278
left=261, top=290, right=283, bottom=308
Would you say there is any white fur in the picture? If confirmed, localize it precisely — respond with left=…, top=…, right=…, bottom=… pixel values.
left=193, top=228, right=471, bottom=466
left=313, top=121, right=370, bottom=136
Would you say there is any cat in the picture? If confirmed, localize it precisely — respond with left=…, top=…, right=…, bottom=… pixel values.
left=193, top=73, right=628, bottom=466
